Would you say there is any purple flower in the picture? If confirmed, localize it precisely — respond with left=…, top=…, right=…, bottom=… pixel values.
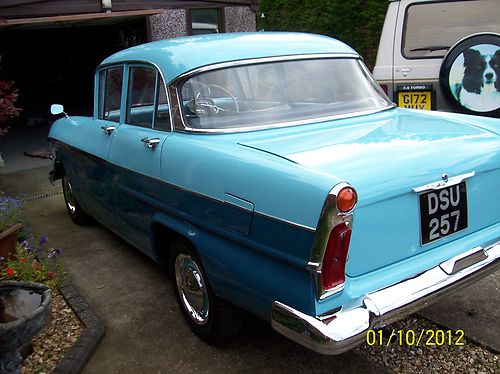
left=0, top=257, right=4, bottom=262
left=22, top=241, right=34, bottom=253
left=47, top=248, right=62, bottom=258
left=39, top=235, right=49, bottom=245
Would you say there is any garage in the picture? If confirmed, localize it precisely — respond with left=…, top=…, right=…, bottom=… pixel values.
left=0, top=1, right=257, bottom=171
left=0, top=14, right=151, bottom=121
left=0, top=1, right=258, bottom=124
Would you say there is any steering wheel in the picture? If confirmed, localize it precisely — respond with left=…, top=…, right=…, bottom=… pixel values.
left=194, top=84, right=240, bottom=114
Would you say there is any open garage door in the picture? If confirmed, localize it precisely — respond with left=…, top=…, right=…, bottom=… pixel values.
left=0, top=15, right=149, bottom=123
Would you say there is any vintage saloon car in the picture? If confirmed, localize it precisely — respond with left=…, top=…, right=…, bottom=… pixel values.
left=48, top=33, right=500, bottom=354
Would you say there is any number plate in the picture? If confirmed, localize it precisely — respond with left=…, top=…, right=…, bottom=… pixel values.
left=398, top=91, right=432, bottom=110
left=419, top=181, right=468, bottom=245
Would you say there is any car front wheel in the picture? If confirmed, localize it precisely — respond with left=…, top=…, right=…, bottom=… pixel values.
left=171, top=239, right=242, bottom=344
left=62, top=175, right=90, bottom=224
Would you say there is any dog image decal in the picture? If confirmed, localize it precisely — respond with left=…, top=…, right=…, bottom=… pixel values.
left=449, top=44, right=500, bottom=113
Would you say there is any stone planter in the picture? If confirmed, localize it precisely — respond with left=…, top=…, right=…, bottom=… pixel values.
left=0, top=281, right=52, bottom=374
left=0, top=224, right=22, bottom=262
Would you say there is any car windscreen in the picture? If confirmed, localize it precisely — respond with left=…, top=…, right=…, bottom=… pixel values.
left=178, top=58, right=391, bottom=130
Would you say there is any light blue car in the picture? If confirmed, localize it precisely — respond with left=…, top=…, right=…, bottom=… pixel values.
left=48, top=32, right=500, bottom=354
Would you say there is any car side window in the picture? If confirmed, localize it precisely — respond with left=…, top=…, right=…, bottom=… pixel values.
left=155, top=74, right=170, bottom=131
left=98, top=66, right=123, bottom=123
left=126, top=66, right=157, bottom=128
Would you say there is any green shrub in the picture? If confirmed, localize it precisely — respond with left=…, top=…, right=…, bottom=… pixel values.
left=257, top=0, right=389, bottom=69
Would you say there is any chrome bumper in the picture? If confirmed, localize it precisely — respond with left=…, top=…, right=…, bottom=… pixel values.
left=271, top=240, right=500, bottom=355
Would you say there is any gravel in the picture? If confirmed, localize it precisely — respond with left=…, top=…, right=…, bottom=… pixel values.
left=359, top=315, right=499, bottom=374
left=22, top=288, right=83, bottom=374
left=18, top=292, right=498, bottom=373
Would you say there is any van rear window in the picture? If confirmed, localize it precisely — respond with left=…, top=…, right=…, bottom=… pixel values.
left=403, top=0, right=500, bottom=59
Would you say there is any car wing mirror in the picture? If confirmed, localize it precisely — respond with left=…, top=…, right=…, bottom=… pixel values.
left=50, top=104, right=68, bottom=118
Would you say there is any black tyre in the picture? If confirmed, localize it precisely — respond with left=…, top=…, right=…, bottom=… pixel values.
left=170, top=239, right=242, bottom=344
left=62, top=175, right=90, bottom=224
left=439, top=32, right=500, bottom=117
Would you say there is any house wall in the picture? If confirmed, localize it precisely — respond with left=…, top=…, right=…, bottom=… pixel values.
left=225, top=6, right=256, bottom=33
left=148, top=6, right=256, bottom=41
left=148, top=9, right=187, bottom=41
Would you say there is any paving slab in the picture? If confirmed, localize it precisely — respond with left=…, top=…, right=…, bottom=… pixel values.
left=1, top=166, right=391, bottom=373
left=0, top=122, right=52, bottom=175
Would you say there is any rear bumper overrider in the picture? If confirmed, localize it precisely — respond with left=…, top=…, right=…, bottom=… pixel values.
left=271, top=240, right=500, bottom=355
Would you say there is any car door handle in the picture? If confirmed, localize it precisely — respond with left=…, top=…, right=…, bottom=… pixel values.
left=101, top=125, right=116, bottom=135
left=141, top=137, right=161, bottom=148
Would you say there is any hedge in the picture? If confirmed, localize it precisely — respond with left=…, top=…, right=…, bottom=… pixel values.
left=257, top=0, right=389, bottom=69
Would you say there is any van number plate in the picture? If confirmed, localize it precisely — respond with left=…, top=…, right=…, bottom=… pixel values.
left=419, top=182, right=468, bottom=245
left=398, top=91, right=431, bottom=110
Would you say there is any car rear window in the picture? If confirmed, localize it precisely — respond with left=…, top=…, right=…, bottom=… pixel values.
left=403, top=0, right=500, bottom=59
left=179, top=58, right=391, bottom=131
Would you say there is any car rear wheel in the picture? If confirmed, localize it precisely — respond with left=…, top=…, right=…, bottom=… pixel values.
left=170, top=239, right=242, bottom=344
left=62, top=175, right=90, bottom=224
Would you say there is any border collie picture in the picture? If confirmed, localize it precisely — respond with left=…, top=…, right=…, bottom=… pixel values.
left=450, top=44, right=500, bottom=113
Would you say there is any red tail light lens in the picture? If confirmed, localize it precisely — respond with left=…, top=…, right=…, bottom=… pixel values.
left=321, top=222, right=352, bottom=291
left=337, top=187, right=357, bottom=213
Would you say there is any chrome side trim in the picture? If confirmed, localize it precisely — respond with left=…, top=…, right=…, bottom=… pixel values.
left=306, top=261, right=321, bottom=271
left=308, top=182, right=355, bottom=300
left=50, top=139, right=314, bottom=235
left=272, top=239, right=500, bottom=355
left=253, top=211, right=316, bottom=232
left=173, top=107, right=393, bottom=134
left=412, top=171, right=475, bottom=193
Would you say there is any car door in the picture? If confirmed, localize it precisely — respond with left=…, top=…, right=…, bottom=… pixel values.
left=106, top=64, right=172, bottom=253
left=66, top=65, right=124, bottom=230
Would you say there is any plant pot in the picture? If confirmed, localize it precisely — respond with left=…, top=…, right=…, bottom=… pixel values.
left=0, top=281, right=52, bottom=374
left=0, top=224, right=22, bottom=262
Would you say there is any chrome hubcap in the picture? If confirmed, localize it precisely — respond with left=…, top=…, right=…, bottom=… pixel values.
left=63, top=177, right=77, bottom=214
left=175, top=253, right=209, bottom=325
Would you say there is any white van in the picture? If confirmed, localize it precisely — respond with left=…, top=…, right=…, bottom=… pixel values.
left=373, top=0, right=500, bottom=117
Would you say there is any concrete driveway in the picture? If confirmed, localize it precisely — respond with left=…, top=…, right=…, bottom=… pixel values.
left=1, top=162, right=498, bottom=372
left=1, top=166, right=392, bottom=373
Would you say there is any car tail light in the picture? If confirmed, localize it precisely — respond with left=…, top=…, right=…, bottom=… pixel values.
left=321, top=222, right=352, bottom=291
left=337, top=187, right=357, bottom=213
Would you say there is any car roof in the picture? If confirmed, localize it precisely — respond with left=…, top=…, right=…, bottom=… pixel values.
left=100, top=32, right=358, bottom=83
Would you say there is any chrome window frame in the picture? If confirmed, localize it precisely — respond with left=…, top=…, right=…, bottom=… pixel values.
left=95, top=64, right=125, bottom=123
left=97, top=60, right=174, bottom=132
left=167, top=54, right=395, bottom=134
left=125, top=63, right=159, bottom=129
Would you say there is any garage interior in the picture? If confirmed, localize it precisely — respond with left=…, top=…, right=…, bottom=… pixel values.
left=0, top=16, right=148, bottom=122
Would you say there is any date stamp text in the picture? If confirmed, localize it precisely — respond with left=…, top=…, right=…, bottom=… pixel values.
left=366, top=329, right=465, bottom=347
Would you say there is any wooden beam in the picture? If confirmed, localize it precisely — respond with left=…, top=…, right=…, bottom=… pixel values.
left=0, top=9, right=164, bottom=26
